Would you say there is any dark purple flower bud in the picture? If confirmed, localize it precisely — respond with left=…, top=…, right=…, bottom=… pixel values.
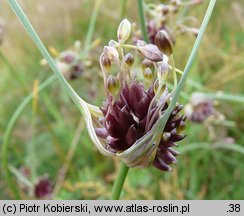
left=34, top=178, right=52, bottom=198
left=154, top=30, right=174, bottom=55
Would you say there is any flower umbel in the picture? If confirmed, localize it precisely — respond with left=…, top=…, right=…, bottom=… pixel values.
left=91, top=19, right=186, bottom=171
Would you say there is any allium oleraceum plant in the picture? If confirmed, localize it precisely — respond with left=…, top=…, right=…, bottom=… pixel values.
left=7, top=0, right=216, bottom=199
left=94, top=19, right=186, bottom=171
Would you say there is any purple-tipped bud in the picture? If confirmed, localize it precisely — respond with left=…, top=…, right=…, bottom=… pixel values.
left=124, top=53, right=134, bottom=67
left=103, top=46, right=119, bottom=62
left=138, top=44, right=163, bottom=62
left=101, top=54, right=111, bottom=70
left=154, top=30, right=174, bottom=55
left=143, top=67, right=154, bottom=82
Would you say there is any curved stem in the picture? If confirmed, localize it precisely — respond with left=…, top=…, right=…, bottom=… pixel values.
left=137, top=0, right=149, bottom=42
left=111, top=162, right=129, bottom=200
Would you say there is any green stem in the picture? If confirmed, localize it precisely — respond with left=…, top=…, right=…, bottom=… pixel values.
left=111, top=163, right=129, bottom=200
left=137, top=0, right=149, bottom=42
left=180, top=142, right=244, bottom=155
left=170, top=55, right=177, bottom=92
left=120, top=0, right=128, bottom=19
left=155, top=0, right=216, bottom=135
left=202, top=92, right=244, bottom=103
left=29, top=81, right=38, bottom=184
left=8, top=165, right=33, bottom=188
left=83, top=0, right=101, bottom=57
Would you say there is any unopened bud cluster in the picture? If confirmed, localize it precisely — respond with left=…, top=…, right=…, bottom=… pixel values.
left=41, top=41, right=86, bottom=80
left=133, top=0, right=202, bottom=48
left=185, top=92, right=223, bottom=124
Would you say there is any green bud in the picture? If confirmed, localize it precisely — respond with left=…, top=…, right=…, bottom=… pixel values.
left=117, top=19, right=132, bottom=42
left=142, top=58, right=155, bottom=71
left=153, top=80, right=165, bottom=95
left=143, top=67, right=154, bottom=82
left=177, top=121, right=186, bottom=134
left=162, top=132, right=171, bottom=141
left=153, top=80, right=159, bottom=93
left=154, top=30, right=174, bottom=55
left=107, top=75, right=120, bottom=96
left=124, top=53, right=134, bottom=67
left=157, top=61, right=169, bottom=82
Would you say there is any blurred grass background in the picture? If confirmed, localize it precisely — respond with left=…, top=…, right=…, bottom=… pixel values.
left=0, top=0, right=243, bottom=199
